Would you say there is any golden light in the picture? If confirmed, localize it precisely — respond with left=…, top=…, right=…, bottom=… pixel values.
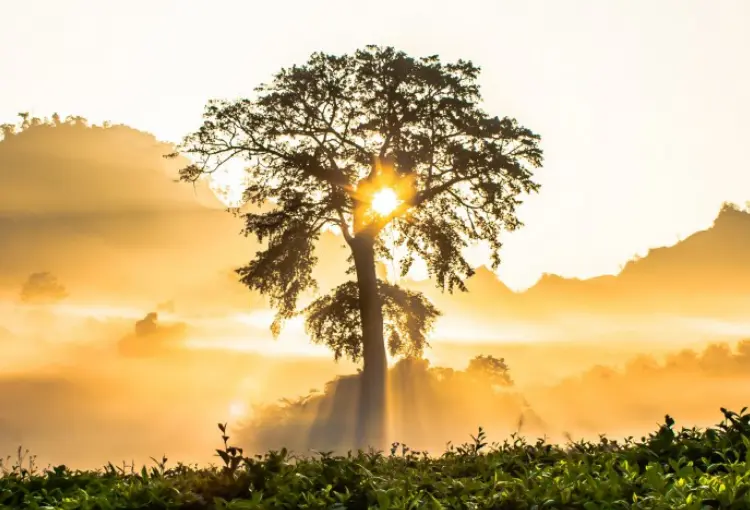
left=207, top=159, right=249, bottom=208
left=371, top=188, right=400, bottom=216
left=228, top=400, right=248, bottom=419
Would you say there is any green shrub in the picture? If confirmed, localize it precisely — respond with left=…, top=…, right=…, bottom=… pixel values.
left=3, top=408, right=750, bottom=509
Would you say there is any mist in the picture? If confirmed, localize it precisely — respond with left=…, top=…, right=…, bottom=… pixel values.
left=3, top=290, right=749, bottom=470
left=2, top=116, right=750, bottom=472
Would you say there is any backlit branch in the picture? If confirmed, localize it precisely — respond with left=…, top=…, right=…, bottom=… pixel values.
left=175, top=45, right=543, bottom=338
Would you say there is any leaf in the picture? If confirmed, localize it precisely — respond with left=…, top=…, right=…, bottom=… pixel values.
left=216, top=450, right=231, bottom=466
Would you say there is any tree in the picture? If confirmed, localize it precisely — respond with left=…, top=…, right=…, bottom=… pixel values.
left=19, top=271, right=68, bottom=305
left=466, top=354, right=514, bottom=388
left=174, top=46, right=543, bottom=449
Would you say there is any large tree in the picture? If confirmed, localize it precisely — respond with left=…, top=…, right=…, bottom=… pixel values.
left=175, top=46, right=543, bottom=449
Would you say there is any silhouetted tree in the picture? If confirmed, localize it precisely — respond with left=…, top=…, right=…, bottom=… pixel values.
left=19, top=272, right=68, bottom=304
left=175, top=46, right=543, bottom=449
left=118, top=311, right=188, bottom=358
left=304, top=280, right=439, bottom=362
left=466, top=354, right=514, bottom=387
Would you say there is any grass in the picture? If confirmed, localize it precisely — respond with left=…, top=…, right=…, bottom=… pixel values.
left=3, top=409, right=750, bottom=509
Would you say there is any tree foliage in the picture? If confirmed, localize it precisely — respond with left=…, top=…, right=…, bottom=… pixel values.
left=466, top=354, right=514, bottom=387
left=175, top=46, right=543, bottom=360
left=19, top=272, right=68, bottom=305
left=1, top=112, right=90, bottom=140
left=303, top=279, right=441, bottom=361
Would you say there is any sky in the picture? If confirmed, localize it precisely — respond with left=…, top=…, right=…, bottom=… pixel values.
left=2, top=0, right=749, bottom=290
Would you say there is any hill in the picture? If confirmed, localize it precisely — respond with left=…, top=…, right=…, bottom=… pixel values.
left=2, top=115, right=748, bottom=320
left=0, top=116, right=254, bottom=311
left=406, top=203, right=750, bottom=320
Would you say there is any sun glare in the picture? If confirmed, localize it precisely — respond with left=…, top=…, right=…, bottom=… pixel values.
left=228, top=400, right=248, bottom=419
left=207, top=160, right=248, bottom=208
left=371, top=188, right=400, bottom=216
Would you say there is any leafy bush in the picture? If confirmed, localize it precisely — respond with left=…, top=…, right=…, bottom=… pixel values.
left=3, top=408, right=750, bottom=508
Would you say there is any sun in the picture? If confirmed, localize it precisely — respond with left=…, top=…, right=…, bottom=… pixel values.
left=371, top=188, right=400, bottom=216
left=228, top=400, right=248, bottom=419
left=207, top=159, right=248, bottom=207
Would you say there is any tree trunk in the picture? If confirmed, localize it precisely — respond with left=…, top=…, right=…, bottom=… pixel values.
left=350, top=234, right=388, bottom=451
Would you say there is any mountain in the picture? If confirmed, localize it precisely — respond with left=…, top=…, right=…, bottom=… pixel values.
left=2, top=116, right=747, bottom=321
left=0, top=117, right=254, bottom=310
left=408, top=203, right=750, bottom=320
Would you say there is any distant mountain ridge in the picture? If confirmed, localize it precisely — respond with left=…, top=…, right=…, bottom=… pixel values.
left=2, top=116, right=748, bottom=320
left=406, top=203, right=750, bottom=319
left=0, top=118, right=253, bottom=307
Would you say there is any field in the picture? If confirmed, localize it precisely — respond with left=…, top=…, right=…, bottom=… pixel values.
left=3, top=409, right=750, bottom=509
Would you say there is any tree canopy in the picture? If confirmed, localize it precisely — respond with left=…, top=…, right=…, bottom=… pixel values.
left=176, top=45, right=543, bottom=364
left=19, top=272, right=68, bottom=305
left=303, top=280, right=440, bottom=361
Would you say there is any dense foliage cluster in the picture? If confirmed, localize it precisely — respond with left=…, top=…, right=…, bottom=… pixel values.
left=303, top=281, right=441, bottom=361
left=4, top=408, right=750, bottom=509
left=175, top=45, right=542, bottom=359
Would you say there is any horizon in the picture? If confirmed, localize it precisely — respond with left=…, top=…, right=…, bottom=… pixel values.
left=0, top=113, right=746, bottom=294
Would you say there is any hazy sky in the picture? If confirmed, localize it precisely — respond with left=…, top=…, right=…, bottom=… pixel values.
left=2, top=0, right=749, bottom=290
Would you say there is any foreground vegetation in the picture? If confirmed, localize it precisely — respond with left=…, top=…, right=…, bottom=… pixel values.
left=4, top=409, right=750, bottom=509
